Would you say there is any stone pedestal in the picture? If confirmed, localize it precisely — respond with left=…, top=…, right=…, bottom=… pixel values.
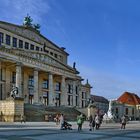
left=87, top=104, right=97, bottom=118
left=0, top=97, right=24, bottom=122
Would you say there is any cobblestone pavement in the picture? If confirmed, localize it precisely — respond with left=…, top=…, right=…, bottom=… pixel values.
left=0, top=121, right=139, bottom=140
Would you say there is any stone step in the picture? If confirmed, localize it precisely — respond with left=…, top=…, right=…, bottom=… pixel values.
left=24, top=104, right=81, bottom=122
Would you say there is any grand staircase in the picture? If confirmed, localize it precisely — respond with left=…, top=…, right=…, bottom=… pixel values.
left=24, top=104, right=81, bottom=122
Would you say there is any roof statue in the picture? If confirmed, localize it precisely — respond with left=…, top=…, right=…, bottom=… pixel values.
left=86, top=79, right=89, bottom=84
left=33, top=23, right=40, bottom=31
left=73, top=62, right=76, bottom=69
left=85, top=79, right=91, bottom=87
left=23, top=14, right=41, bottom=32
left=23, top=14, right=33, bottom=27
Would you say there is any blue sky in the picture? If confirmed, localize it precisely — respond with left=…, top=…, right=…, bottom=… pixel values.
left=0, top=0, right=140, bottom=99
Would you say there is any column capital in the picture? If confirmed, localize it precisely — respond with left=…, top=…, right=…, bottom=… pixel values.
left=48, top=72, right=55, bottom=76
left=62, top=75, right=66, bottom=79
left=16, top=62, right=22, bottom=66
left=34, top=67, right=40, bottom=71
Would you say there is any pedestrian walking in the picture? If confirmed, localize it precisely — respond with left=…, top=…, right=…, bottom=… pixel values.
left=121, top=115, right=127, bottom=129
left=59, top=114, right=64, bottom=130
left=89, top=115, right=95, bottom=131
left=54, top=114, right=60, bottom=125
left=95, top=115, right=100, bottom=130
left=77, top=114, right=84, bottom=131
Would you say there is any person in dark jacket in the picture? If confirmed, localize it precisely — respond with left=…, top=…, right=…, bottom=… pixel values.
left=89, top=115, right=95, bottom=131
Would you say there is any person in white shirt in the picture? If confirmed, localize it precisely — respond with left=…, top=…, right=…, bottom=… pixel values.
left=59, top=114, right=64, bottom=130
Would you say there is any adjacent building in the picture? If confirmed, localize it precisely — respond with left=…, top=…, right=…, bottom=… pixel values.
left=0, top=16, right=92, bottom=108
left=91, top=95, right=109, bottom=115
left=110, top=92, right=140, bottom=120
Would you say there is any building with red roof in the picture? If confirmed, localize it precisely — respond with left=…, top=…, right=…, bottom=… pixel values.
left=110, top=92, right=140, bottom=120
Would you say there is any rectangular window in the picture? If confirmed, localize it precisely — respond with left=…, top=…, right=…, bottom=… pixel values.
left=0, top=68, right=5, bottom=81
left=68, top=95, right=73, bottom=106
left=36, top=46, right=39, bottom=51
left=19, top=40, right=23, bottom=48
left=76, top=96, right=78, bottom=106
left=25, top=42, right=29, bottom=49
left=30, top=44, right=34, bottom=50
left=6, top=35, right=11, bottom=45
left=50, top=52, right=53, bottom=56
left=0, top=68, right=2, bottom=81
left=54, top=92, right=61, bottom=106
left=11, top=72, right=16, bottom=83
left=55, top=82, right=61, bottom=91
left=0, top=84, right=3, bottom=100
left=67, top=84, right=73, bottom=93
left=42, top=79, right=49, bottom=89
left=12, top=37, right=17, bottom=47
left=44, top=50, right=49, bottom=53
left=0, top=32, right=4, bottom=46
left=82, top=100, right=84, bottom=107
left=82, top=92, right=84, bottom=98
left=76, top=86, right=78, bottom=94
left=28, top=76, right=34, bottom=86
left=116, top=108, right=118, bottom=114
left=132, top=108, right=134, bottom=115
left=43, top=91, right=49, bottom=106
left=125, top=108, right=128, bottom=115
left=54, top=54, right=57, bottom=58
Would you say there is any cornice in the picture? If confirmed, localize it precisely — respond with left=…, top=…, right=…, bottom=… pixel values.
left=0, top=46, right=75, bottom=75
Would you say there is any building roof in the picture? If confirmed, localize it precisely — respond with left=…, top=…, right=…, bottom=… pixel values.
left=0, top=20, right=69, bottom=55
left=91, top=95, right=109, bottom=104
left=117, top=92, right=140, bottom=105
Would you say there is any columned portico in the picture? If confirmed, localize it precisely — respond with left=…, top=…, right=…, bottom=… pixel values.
left=15, top=63, right=22, bottom=97
left=33, top=68, right=39, bottom=103
left=0, top=19, right=92, bottom=109
left=48, top=72, right=54, bottom=105
left=61, top=76, right=67, bottom=106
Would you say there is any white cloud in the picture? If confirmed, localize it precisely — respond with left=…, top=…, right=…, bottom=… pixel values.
left=0, top=0, right=50, bottom=24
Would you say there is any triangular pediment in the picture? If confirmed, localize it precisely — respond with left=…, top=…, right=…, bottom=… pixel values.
left=0, top=21, right=67, bottom=54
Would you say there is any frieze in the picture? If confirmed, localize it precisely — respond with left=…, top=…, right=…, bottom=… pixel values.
left=12, top=49, right=72, bottom=72
left=0, top=47, right=76, bottom=78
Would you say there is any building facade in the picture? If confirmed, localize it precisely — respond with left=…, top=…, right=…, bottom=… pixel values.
left=0, top=19, right=91, bottom=108
left=110, top=92, right=140, bottom=120
left=91, top=95, right=109, bottom=115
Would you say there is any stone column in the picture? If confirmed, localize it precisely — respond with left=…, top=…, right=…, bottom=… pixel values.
left=0, top=61, right=1, bottom=80
left=61, top=76, right=67, bottom=106
left=48, top=73, right=54, bottom=106
left=23, top=72, right=28, bottom=103
left=0, top=61, right=2, bottom=100
left=79, top=85, right=82, bottom=108
left=33, top=69, right=39, bottom=104
left=73, top=81, right=76, bottom=107
left=5, top=67, right=11, bottom=98
left=15, top=63, right=22, bottom=97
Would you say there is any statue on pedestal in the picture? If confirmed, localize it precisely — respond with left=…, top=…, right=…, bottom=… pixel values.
left=23, top=14, right=33, bottom=27
left=107, top=100, right=114, bottom=119
left=103, top=100, right=114, bottom=123
left=23, top=14, right=40, bottom=32
left=10, top=85, right=18, bottom=99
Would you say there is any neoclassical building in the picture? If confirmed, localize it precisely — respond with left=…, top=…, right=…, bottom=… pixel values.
left=0, top=17, right=92, bottom=108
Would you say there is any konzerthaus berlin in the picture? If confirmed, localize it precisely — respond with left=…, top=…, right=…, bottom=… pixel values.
left=0, top=17, right=92, bottom=108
